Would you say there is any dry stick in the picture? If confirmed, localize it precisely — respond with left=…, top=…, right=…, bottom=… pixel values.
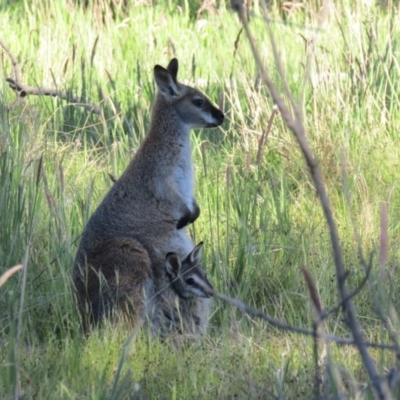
left=0, top=36, right=102, bottom=114
left=190, top=268, right=393, bottom=351
left=230, top=1, right=387, bottom=397
left=5, top=78, right=102, bottom=114
left=213, top=290, right=396, bottom=350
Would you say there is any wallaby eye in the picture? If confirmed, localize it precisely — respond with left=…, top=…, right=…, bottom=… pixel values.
left=186, top=278, right=195, bottom=285
left=192, top=98, right=203, bottom=107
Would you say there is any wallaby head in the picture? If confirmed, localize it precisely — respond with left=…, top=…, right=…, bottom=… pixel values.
left=165, top=242, right=213, bottom=299
left=153, top=59, right=224, bottom=129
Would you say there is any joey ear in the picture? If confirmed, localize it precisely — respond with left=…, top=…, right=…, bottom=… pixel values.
left=166, top=58, right=178, bottom=83
left=154, top=65, right=179, bottom=98
left=165, top=252, right=181, bottom=277
left=189, top=241, right=203, bottom=265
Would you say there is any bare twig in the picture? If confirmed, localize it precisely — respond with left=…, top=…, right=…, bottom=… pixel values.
left=5, top=78, right=102, bottom=114
left=230, top=1, right=387, bottom=397
left=0, top=36, right=102, bottom=114
left=213, top=290, right=396, bottom=350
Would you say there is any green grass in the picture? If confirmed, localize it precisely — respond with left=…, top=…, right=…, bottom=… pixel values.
left=1, top=0, right=400, bottom=398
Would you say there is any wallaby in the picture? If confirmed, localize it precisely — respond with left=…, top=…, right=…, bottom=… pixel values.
left=155, top=242, right=214, bottom=339
left=73, top=58, right=223, bottom=327
left=74, top=239, right=212, bottom=339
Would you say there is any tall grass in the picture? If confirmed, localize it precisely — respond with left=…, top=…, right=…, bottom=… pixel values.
left=1, top=0, right=400, bottom=398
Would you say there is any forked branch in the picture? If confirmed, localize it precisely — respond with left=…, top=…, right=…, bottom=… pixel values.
left=230, top=0, right=388, bottom=397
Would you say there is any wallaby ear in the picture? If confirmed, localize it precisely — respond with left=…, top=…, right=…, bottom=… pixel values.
left=189, top=241, right=203, bottom=265
left=165, top=252, right=181, bottom=277
left=166, top=58, right=178, bottom=83
left=154, top=64, right=180, bottom=98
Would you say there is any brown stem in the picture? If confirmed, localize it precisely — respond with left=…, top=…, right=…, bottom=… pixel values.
left=231, top=1, right=387, bottom=397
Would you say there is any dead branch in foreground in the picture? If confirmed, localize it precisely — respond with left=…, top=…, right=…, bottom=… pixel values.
left=231, top=0, right=395, bottom=397
left=213, top=289, right=397, bottom=351
left=0, top=36, right=101, bottom=114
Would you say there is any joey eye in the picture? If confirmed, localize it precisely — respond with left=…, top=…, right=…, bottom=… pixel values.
left=192, top=99, right=204, bottom=107
left=186, top=278, right=195, bottom=285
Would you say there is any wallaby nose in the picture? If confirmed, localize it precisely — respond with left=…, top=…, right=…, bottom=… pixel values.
left=206, top=108, right=225, bottom=128
left=213, top=109, right=224, bottom=125
left=216, top=110, right=224, bottom=121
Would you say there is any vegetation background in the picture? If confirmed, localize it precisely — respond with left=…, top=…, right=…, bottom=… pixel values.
left=1, top=0, right=400, bottom=398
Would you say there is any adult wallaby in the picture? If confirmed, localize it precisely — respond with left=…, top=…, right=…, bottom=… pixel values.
left=73, top=58, right=223, bottom=327
left=157, top=242, right=214, bottom=338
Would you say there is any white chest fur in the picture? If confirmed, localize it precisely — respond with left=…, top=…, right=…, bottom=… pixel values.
left=174, top=137, right=194, bottom=211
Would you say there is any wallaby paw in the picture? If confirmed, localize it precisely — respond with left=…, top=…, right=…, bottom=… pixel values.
left=176, top=208, right=192, bottom=229
left=176, top=200, right=200, bottom=229
left=189, top=200, right=200, bottom=224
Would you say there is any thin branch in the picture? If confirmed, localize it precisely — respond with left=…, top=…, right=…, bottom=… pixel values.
left=230, top=1, right=386, bottom=397
left=213, top=290, right=396, bottom=351
left=5, top=78, right=102, bottom=114
left=0, top=36, right=102, bottom=114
